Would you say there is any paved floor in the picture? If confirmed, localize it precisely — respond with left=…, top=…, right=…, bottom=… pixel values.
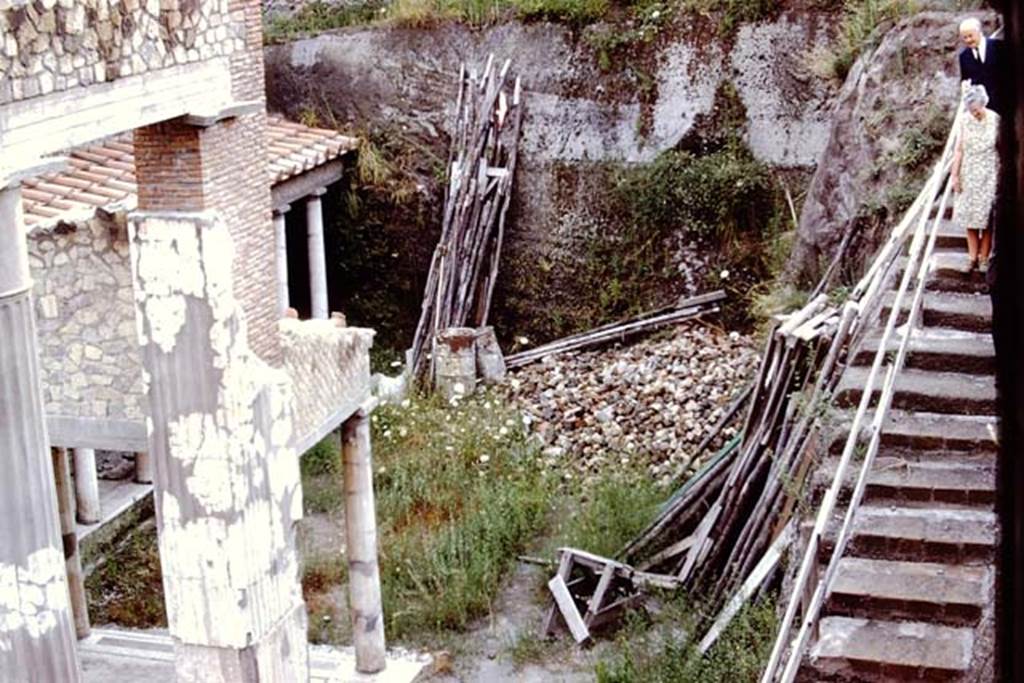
left=79, top=628, right=429, bottom=682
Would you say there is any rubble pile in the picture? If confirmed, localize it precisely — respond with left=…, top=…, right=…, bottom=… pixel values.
left=504, top=324, right=759, bottom=481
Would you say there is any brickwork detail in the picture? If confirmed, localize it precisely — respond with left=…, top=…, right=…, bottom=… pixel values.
left=135, top=112, right=280, bottom=363
left=0, top=0, right=244, bottom=105
left=28, top=215, right=143, bottom=422
left=279, top=318, right=373, bottom=445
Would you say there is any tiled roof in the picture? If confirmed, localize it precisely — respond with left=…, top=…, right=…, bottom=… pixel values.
left=21, top=115, right=358, bottom=228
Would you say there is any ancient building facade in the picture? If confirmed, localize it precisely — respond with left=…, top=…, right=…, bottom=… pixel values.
left=0, top=1, right=385, bottom=679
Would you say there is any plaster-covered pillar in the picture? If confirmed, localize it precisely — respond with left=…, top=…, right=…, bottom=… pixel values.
left=73, top=448, right=100, bottom=524
left=306, top=189, right=328, bottom=319
left=0, top=182, right=82, bottom=681
left=128, top=209, right=309, bottom=682
left=274, top=205, right=290, bottom=317
left=342, top=408, right=386, bottom=673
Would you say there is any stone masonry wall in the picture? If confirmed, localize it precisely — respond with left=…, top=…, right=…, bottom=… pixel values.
left=27, top=214, right=144, bottom=422
left=0, top=0, right=245, bottom=105
left=279, top=318, right=373, bottom=448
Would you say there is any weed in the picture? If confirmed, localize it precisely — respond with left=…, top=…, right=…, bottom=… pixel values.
left=506, top=631, right=554, bottom=668
left=85, top=521, right=167, bottom=628
left=263, top=1, right=386, bottom=43
left=302, top=435, right=342, bottom=477
left=678, top=0, right=775, bottom=36
left=301, top=392, right=555, bottom=642
left=595, top=596, right=778, bottom=682
left=811, top=0, right=921, bottom=82
left=513, top=0, right=608, bottom=24
left=548, top=471, right=666, bottom=558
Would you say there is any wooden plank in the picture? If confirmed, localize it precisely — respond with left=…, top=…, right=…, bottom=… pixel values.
left=548, top=574, right=590, bottom=644
left=636, top=535, right=695, bottom=572
left=698, top=522, right=794, bottom=654
left=584, top=565, right=615, bottom=627
left=541, top=550, right=573, bottom=637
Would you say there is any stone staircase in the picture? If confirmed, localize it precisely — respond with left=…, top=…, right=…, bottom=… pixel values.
left=799, top=218, right=998, bottom=681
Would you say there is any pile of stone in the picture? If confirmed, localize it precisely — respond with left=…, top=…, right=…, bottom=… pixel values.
left=504, top=323, right=758, bottom=482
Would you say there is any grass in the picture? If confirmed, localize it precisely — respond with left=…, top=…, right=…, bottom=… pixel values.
left=547, top=471, right=666, bottom=558
left=594, top=596, right=779, bottom=682
left=678, top=0, right=775, bottom=36
left=300, top=391, right=556, bottom=643
left=808, top=0, right=921, bottom=82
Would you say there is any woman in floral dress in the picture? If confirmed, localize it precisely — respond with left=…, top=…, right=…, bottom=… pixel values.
left=951, top=85, right=1000, bottom=272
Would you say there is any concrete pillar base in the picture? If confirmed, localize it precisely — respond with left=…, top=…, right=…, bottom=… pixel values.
left=173, top=603, right=308, bottom=683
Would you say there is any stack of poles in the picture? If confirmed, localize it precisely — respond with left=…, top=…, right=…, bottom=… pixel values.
left=410, top=55, right=524, bottom=384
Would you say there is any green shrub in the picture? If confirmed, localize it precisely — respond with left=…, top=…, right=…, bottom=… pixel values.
left=616, top=143, right=776, bottom=241
left=679, top=0, right=775, bottom=35
left=812, top=0, right=921, bottom=82
left=263, top=1, right=386, bottom=43
left=513, top=0, right=609, bottom=24
left=301, top=435, right=341, bottom=477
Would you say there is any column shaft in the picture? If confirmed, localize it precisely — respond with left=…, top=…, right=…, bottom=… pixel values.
left=73, top=448, right=101, bottom=525
left=52, top=448, right=90, bottom=639
left=134, top=451, right=153, bottom=484
left=274, top=207, right=290, bottom=316
left=0, top=184, right=81, bottom=681
left=342, top=411, right=387, bottom=673
left=306, top=190, right=328, bottom=319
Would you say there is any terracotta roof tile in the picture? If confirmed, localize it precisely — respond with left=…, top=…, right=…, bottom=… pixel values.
left=22, top=115, right=358, bottom=228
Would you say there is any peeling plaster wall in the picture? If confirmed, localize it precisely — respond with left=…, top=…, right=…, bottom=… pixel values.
left=0, top=0, right=245, bottom=105
left=279, top=317, right=373, bottom=447
left=129, top=211, right=307, bottom=660
left=27, top=215, right=144, bottom=425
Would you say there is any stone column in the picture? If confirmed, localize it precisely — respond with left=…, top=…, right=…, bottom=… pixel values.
left=134, top=451, right=153, bottom=484
left=274, top=205, right=290, bottom=317
left=51, top=448, right=90, bottom=639
left=342, top=408, right=386, bottom=673
left=72, top=448, right=100, bottom=525
left=129, top=209, right=309, bottom=682
left=306, top=189, right=328, bottom=320
left=0, top=182, right=82, bottom=681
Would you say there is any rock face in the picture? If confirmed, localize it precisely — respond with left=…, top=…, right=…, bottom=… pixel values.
left=502, top=323, right=758, bottom=482
left=265, top=16, right=835, bottom=167
left=263, top=14, right=837, bottom=340
left=786, top=11, right=998, bottom=285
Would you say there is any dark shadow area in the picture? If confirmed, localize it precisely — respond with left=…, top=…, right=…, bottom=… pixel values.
left=993, top=2, right=1022, bottom=679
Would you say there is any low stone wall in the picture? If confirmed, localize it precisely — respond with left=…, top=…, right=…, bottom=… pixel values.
left=0, top=0, right=244, bottom=104
left=28, top=214, right=144, bottom=425
left=279, top=318, right=374, bottom=452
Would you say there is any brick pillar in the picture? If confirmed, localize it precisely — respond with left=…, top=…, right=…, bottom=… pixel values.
left=0, top=183, right=82, bottom=681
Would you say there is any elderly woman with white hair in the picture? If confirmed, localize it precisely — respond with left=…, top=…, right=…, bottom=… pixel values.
left=951, top=85, right=999, bottom=272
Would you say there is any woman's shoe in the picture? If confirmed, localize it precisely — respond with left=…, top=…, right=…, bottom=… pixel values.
left=979, top=258, right=990, bottom=274
left=967, top=257, right=979, bottom=273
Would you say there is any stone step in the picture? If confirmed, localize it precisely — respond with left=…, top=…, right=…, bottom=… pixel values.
left=853, top=329, right=994, bottom=375
left=826, top=557, right=991, bottom=627
left=806, top=616, right=973, bottom=680
left=926, top=252, right=990, bottom=295
left=881, top=290, right=990, bottom=333
left=900, top=219, right=964, bottom=251
left=816, top=452, right=996, bottom=507
left=835, top=366, right=996, bottom=416
left=875, top=410, right=999, bottom=453
left=825, top=504, right=997, bottom=564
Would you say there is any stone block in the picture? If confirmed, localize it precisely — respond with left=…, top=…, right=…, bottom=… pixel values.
left=38, top=295, right=59, bottom=319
